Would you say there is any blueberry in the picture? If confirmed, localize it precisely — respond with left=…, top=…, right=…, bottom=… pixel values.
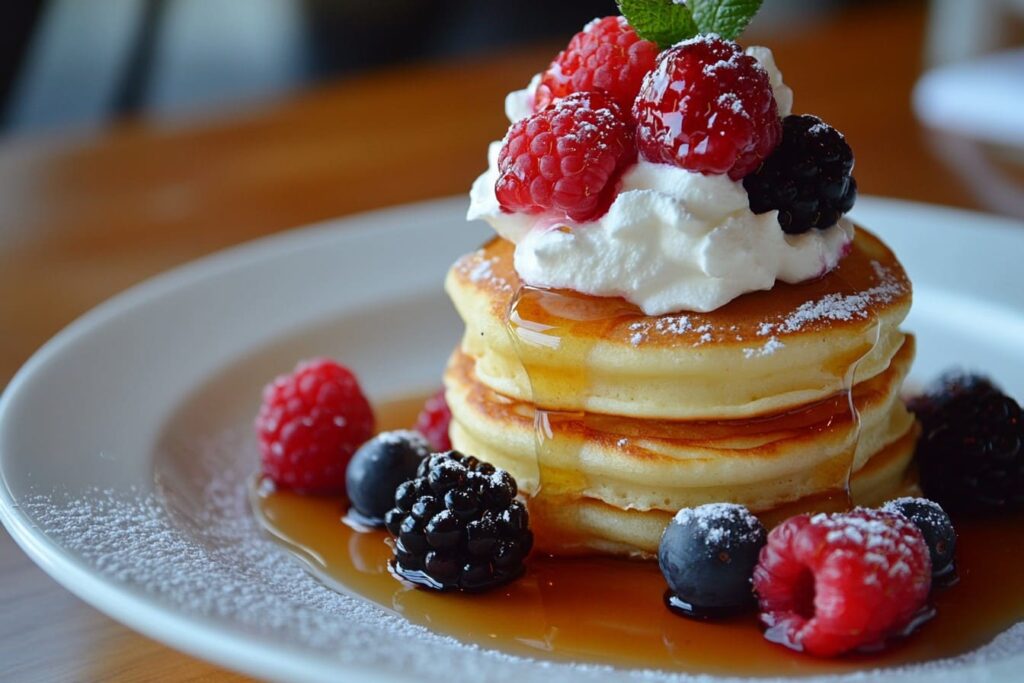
left=882, top=497, right=957, bottom=581
left=658, top=503, right=767, bottom=618
left=345, top=430, right=432, bottom=525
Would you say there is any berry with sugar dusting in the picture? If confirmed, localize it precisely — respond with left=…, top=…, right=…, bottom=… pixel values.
left=633, top=35, right=781, bottom=180
left=346, top=430, right=433, bottom=525
left=415, top=389, right=452, bottom=451
left=496, top=91, right=636, bottom=222
left=743, top=115, right=857, bottom=234
left=385, top=451, right=533, bottom=592
left=882, top=497, right=957, bottom=583
left=753, top=508, right=932, bottom=657
left=910, top=372, right=1024, bottom=513
left=659, top=503, right=767, bottom=619
left=534, top=16, right=659, bottom=113
left=255, top=358, right=375, bottom=495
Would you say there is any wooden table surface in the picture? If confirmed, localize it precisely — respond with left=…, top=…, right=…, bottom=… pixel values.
left=0, top=3, right=986, bottom=681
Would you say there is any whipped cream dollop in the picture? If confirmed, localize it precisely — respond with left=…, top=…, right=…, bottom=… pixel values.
left=467, top=46, right=852, bottom=315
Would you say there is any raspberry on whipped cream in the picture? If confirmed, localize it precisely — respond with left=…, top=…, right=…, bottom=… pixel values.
left=469, top=45, right=852, bottom=316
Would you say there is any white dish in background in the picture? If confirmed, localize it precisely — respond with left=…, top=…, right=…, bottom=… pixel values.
left=0, top=196, right=1022, bottom=683
left=913, top=48, right=1024, bottom=149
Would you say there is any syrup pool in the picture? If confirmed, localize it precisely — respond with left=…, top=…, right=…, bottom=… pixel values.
left=253, top=394, right=1024, bottom=678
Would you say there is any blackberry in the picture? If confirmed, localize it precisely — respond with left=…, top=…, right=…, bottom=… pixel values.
left=910, top=373, right=1024, bottom=513
left=384, top=451, right=533, bottom=592
left=345, top=430, right=432, bottom=526
left=881, top=497, right=958, bottom=583
left=659, top=503, right=767, bottom=619
left=743, top=114, right=857, bottom=234
left=907, top=371, right=998, bottom=419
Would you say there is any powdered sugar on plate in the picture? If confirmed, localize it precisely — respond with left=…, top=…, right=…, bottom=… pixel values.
left=17, top=427, right=1024, bottom=683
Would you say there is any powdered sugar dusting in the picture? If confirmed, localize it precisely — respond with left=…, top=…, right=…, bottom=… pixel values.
left=456, top=250, right=513, bottom=293
left=376, top=429, right=433, bottom=454
left=813, top=509, right=926, bottom=582
left=672, top=503, right=764, bottom=548
left=628, top=316, right=700, bottom=347
left=14, top=428, right=1024, bottom=682
left=756, top=262, right=907, bottom=336
left=743, top=336, right=784, bottom=359
left=621, top=258, right=905, bottom=350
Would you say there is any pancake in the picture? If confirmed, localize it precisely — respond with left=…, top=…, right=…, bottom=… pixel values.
left=446, top=227, right=911, bottom=420
left=515, top=425, right=920, bottom=558
left=443, top=225, right=919, bottom=557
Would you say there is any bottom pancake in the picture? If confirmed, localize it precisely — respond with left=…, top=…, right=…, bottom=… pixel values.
left=521, top=426, right=920, bottom=557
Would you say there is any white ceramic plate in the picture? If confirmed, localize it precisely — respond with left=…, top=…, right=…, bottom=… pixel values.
left=1, top=196, right=1023, bottom=683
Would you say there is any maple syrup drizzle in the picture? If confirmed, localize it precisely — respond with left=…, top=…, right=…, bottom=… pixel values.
left=503, top=283, right=884, bottom=547
left=252, top=392, right=1024, bottom=676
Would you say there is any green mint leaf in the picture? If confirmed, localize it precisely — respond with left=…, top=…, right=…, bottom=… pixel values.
left=617, top=0, right=699, bottom=49
left=688, top=0, right=762, bottom=40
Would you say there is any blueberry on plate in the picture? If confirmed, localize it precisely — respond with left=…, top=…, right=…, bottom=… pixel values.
left=659, top=503, right=767, bottom=619
left=345, top=430, right=432, bottom=525
left=882, top=497, right=957, bottom=584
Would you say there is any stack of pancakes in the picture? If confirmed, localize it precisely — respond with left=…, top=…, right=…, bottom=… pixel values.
left=444, top=227, right=919, bottom=557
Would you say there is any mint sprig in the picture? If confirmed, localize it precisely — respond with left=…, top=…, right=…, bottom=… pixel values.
left=690, top=0, right=763, bottom=40
left=617, top=0, right=762, bottom=48
left=616, top=0, right=698, bottom=49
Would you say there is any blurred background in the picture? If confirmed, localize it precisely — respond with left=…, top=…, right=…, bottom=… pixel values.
left=0, top=0, right=890, bottom=133
left=1, top=1, right=1024, bottom=680
left=1, top=0, right=1021, bottom=136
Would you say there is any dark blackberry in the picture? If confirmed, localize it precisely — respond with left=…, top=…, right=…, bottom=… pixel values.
left=907, top=371, right=999, bottom=419
left=345, top=430, right=432, bottom=526
left=743, top=114, right=857, bottom=235
left=881, top=497, right=958, bottom=584
left=658, top=503, right=767, bottom=619
left=910, top=373, right=1024, bottom=513
left=385, top=451, right=532, bottom=592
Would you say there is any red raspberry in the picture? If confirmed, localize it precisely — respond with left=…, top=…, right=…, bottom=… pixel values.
left=255, top=358, right=374, bottom=494
left=534, top=16, right=659, bottom=113
left=414, top=389, right=452, bottom=451
left=752, top=509, right=932, bottom=657
left=633, top=36, right=781, bottom=180
left=496, top=91, right=635, bottom=222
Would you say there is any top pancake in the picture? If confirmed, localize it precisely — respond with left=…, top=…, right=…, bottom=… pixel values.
left=446, top=226, right=912, bottom=420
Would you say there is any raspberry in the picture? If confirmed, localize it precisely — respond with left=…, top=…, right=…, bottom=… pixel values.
left=384, top=451, right=533, bottom=592
left=415, top=389, right=452, bottom=451
left=534, top=16, right=659, bottom=113
left=744, top=115, right=857, bottom=234
left=910, top=372, right=1024, bottom=513
left=633, top=35, right=781, bottom=180
left=496, top=91, right=635, bottom=222
left=255, top=358, right=374, bottom=494
left=752, top=509, right=932, bottom=657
